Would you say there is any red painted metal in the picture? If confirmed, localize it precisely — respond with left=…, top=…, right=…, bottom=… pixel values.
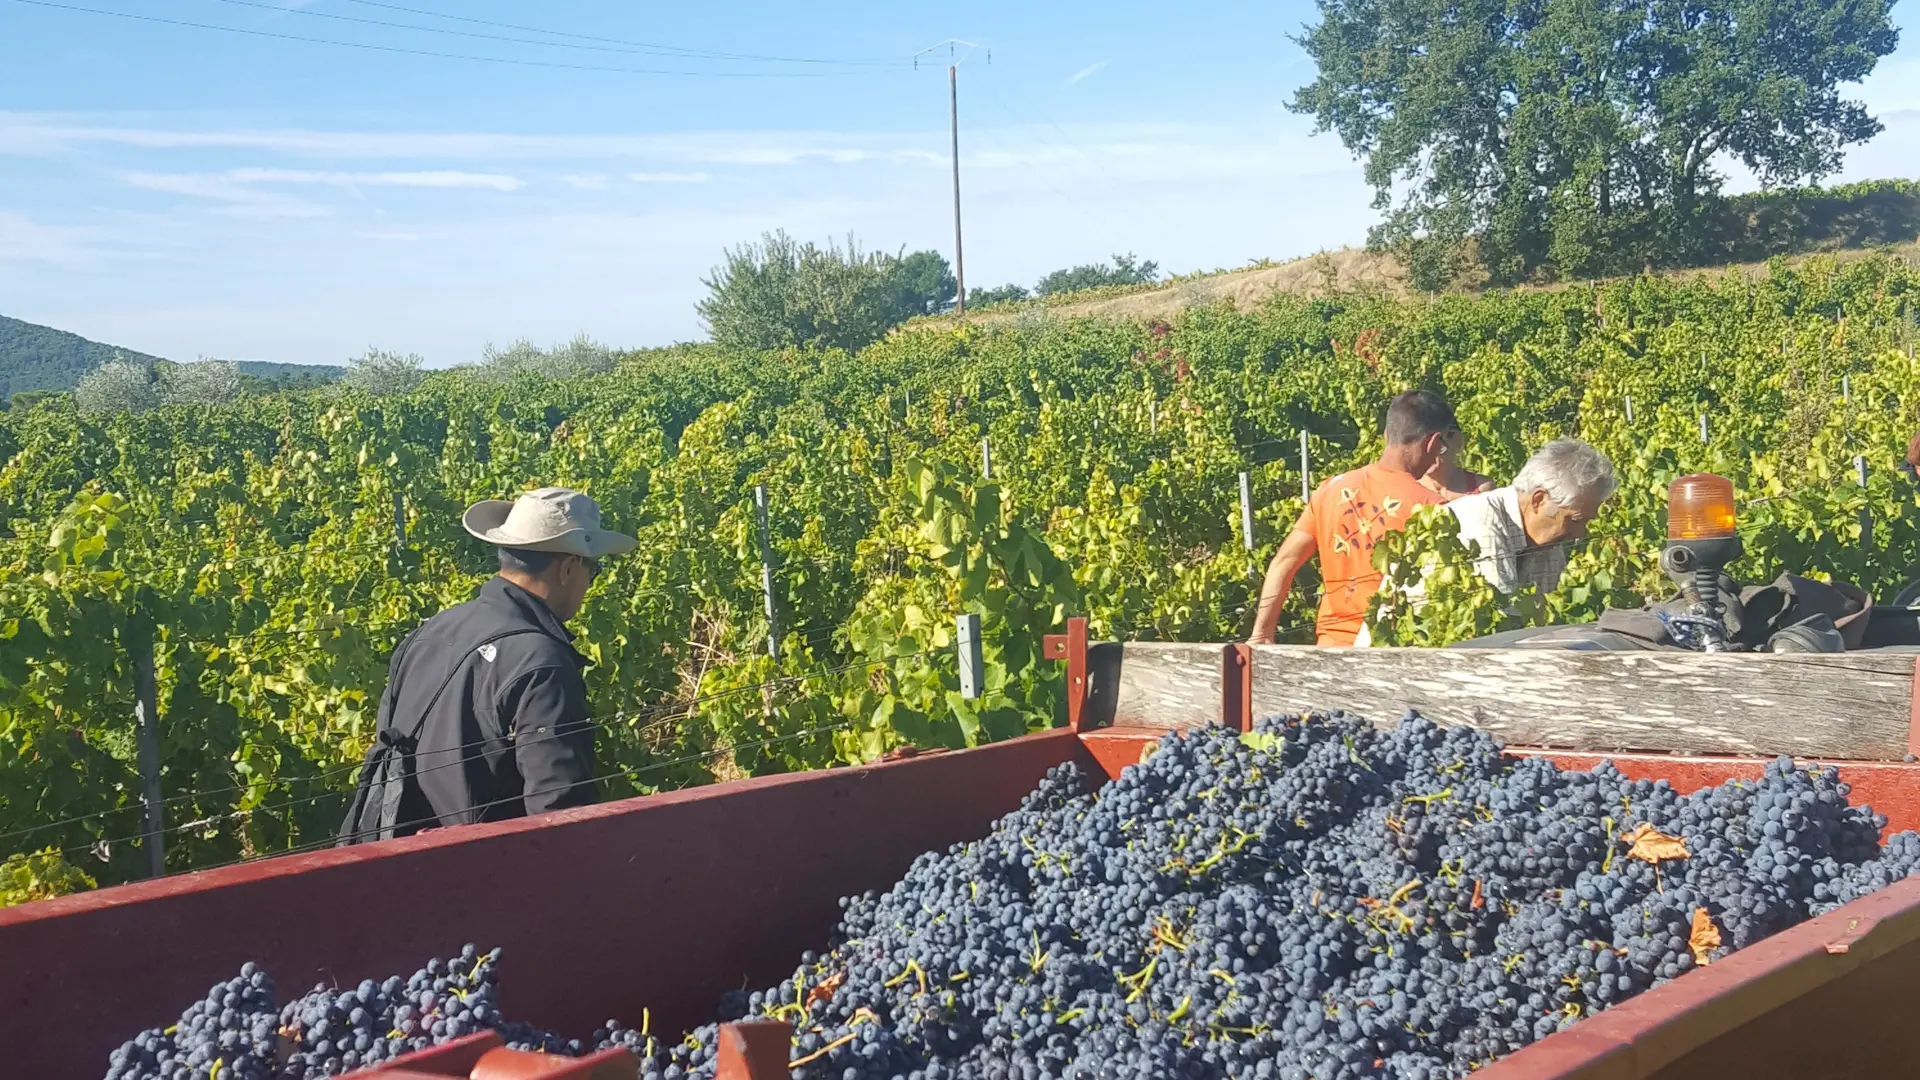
left=1067, top=617, right=1088, bottom=730
left=359, top=1033, right=503, bottom=1076
left=1225, top=644, right=1253, bottom=732
left=713, top=1020, right=793, bottom=1080
left=1908, top=655, right=1920, bottom=759
left=471, top=1046, right=636, bottom=1080
left=0, top=728, right=1095, bottom=1080
left=1041, top=617, right=1089, bottom=729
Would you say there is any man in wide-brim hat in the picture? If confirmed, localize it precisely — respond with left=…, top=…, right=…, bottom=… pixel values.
left=340, top=487, right=635, bottom=844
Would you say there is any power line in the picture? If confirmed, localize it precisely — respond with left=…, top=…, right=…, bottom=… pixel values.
left=213, top=720, right=857, bottom=871
left=7, top=0, right=876, bottom=77
left=333, top=0, right=908, bottom=67
left=1, top=635, right=918, bottom=850
left=200, top=0, right=908, bottom=68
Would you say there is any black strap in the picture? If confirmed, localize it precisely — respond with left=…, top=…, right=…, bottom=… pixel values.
left=341, top=626, right=544, bottom=844
left=392, top=627, right=544, bottom=746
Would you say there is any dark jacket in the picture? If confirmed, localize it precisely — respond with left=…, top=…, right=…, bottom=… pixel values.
left=339, top=576, right=597, bottom=843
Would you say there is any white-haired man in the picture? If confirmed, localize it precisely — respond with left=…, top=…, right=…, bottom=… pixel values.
left=1449, top=438, right=1617, bottom=595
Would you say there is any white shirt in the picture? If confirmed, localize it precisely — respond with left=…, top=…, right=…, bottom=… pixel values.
left=1353, top=486, right=1565, bottom=647
left=1447, top=486, right=1568, bottom=596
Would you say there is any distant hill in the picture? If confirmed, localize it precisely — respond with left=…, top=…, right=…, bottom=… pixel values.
left=0, top=314, right=342, bottom=398
left=0, top=314, right=167, bottom=397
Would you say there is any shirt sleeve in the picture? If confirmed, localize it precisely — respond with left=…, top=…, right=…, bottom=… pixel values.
left=501, top=665, right=598, bottom=814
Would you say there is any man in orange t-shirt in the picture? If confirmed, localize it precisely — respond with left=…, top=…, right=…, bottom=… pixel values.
left=1249, top=390, right=1457, bottom=646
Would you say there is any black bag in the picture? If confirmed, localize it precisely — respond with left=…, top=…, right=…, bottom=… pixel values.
left=337, top=628, right=541, bottom=845
left=1595, top=573, right=1872, bottom=651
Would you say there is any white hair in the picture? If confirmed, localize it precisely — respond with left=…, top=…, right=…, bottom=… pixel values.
left=1512, top=438, right=1617, bottom=506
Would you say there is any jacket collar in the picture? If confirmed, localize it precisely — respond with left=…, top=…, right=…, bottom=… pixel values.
left=480, top=575, right=579, bottom=647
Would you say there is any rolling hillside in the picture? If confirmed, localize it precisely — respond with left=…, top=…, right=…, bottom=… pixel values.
left=0, top=314, right=342, bottom=398
left=0, top=314, right=166, bottom=397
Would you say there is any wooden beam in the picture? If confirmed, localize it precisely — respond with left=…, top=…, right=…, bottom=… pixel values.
left=1084, top=643, right=1229, bottom=731
left=1249, top=646, right=1918, bottom=760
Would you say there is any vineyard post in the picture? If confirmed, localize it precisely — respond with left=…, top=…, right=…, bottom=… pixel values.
left=1239, top=472, right=1255, bottom=551
left=755, top=485, right=779, bottom=661
left=1698, top=414, right=1710, bottom=445
left=955, top=613, right=982, bottom=700
left=131, top=616, right=165, bottom=878
left=982, top=437, right=992, bottom=480
left=1843, top=376, right=1851, bottom=404
left=1299, top=431, right=1311, bottom=506
left=1624, top=395, right=1634, bottom=424
left=391, top=491, right=406, bottom=551
left=1857, top=455, right=1872, bottom=547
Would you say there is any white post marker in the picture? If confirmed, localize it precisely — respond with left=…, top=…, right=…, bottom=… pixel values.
left=956, top=613, right=983, bottom=700
left=982, top=437, right=992, bottom=479
left=1624, top=395, right=1634, bottom=424
left=132, top=620, right=164, bottom=878
left=1299, top=431, right=1312, bottom=506
left=1842, top=375, right=1851, bottom=404
left=1699, top=414, right=1710, bottom=445
left=1239, top=471, right=1256, bottom=551
left=1857, top=455, right=1873, bottom=547
left=755, top=484, right=779, bottom=660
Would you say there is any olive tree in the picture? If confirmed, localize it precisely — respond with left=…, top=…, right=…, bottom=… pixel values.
left=342, top=348, right=427, bottom=396
left=74, top=359, right=158, bottom=416
left=160, top=359, right=244, bottom=405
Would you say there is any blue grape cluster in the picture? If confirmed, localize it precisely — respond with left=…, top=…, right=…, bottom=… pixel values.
left=599, top=712, right=1920, bottom=1080
left=103, top=713, right=1920, bottom=1080
left=104, top=944, right=509, bottom=1079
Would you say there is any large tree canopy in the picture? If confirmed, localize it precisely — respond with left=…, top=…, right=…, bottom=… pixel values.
left=1291, top=0, right=1899, bottom=284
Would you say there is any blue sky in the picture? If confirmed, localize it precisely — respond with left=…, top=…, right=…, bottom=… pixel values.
left=2, top=0, right=1917, bottom=367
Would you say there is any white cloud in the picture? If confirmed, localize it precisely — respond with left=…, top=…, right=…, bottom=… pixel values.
left=560, top=173, right=610, bottom=189
left=227, top=168, right=525, bottom=191
left=629, top=171, right=711, bottom=183
left=0, top=113, right=949, bottom=168
left=1068, top=61, right=1109, bottom=86
left=0, top=211, right=112, bottom=265
left=121, top=171, right=327, bottom=218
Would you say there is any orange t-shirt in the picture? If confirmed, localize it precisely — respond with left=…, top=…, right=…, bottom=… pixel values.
left=1296, top=463, right=1447, bottom=645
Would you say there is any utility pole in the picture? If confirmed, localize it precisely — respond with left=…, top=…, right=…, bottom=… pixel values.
left=916, top=40, right=987, bottom=318
left=950, top=64, right=965, bottom=316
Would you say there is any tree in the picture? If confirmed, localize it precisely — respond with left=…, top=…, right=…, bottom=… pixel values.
left=341, top=348, right=427, bottom=396
left=1034, top=253, right=1160, bottom=297
left=968, top=283, right=1033, bottom=308
left=892, top=250, right=959, bottom=316
left=74, top=359, right=157, bottom=416
left=473, top=335, right=614, bottom=381
left=1291, top=0, right=1899, bottom=283
left=160, top=358, right=244, bottom=406
left=699, top=232, right=935, bottom=353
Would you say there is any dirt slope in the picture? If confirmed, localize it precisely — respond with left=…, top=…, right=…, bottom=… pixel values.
left=939, top=240, right=1920, bottom=328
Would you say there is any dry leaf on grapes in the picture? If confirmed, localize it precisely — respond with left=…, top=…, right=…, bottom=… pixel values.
left=1622, top=823, right=1690, bottom=864
left=807, top=970, right=846, bottom=1006
left=1689, top=908, right=1722, bottom=965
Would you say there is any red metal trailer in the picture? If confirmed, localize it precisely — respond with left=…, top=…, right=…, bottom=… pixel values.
left=9, top=623, right=1920, bottom=1079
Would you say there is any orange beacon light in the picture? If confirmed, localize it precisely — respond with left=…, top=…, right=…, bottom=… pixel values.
left=1666, top=473, right=1738, bottom=541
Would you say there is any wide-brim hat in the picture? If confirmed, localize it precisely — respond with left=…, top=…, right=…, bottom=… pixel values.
left=462, top=486, right=637, bottom=558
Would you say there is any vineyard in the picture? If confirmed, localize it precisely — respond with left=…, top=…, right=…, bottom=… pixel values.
left=5, top=253, right=1920, bottom=898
